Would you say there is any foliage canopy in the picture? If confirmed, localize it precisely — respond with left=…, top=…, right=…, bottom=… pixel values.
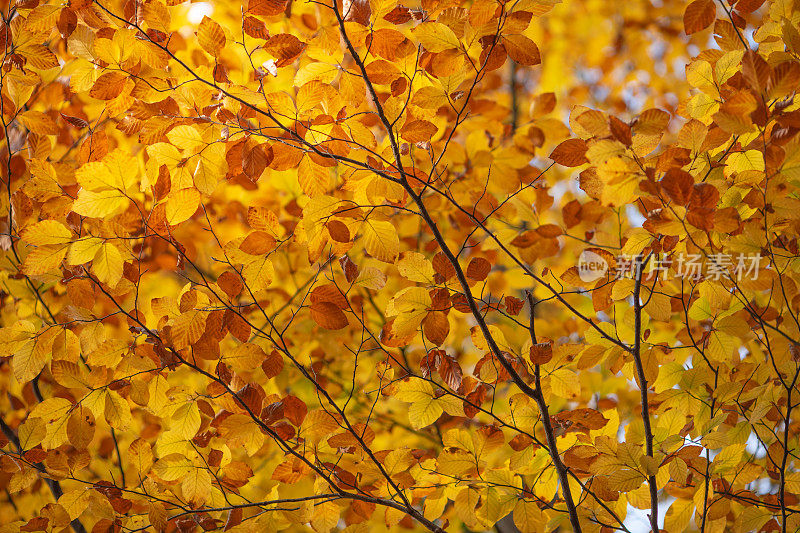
left=2, top=0, right=800, bottom=532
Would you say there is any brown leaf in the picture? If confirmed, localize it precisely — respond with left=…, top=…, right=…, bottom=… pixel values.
left=240, top=231, right=276, bottom=255
left=327, top=220, right=350, bottom=242
left=734, top=0, right=765, bottom=13
left=529, top=342, right=553, bottom=365
left=466, top=257, right=491, bottom=281
left=536, top=224, right=562, bottom=238
left=247, top=0, right=288, bottom=16
left=242, top=143, right=273, bottom=181
left=282, top=395, right=307, bottom=426
left=60, top=113, right=89, bottom=129
left=340, top=255, right=359, bottom=283
left=310, top=283, right=349, bottom=309
left=742, top=50, right=770, bottom=93
left=311, top=301, right=348, bottom=330
left=555, top=408, right=609, bottom=431
left=217, top=271, right=243, bottom=298
left=504, top=296, right=523, bottom=316
left=432, top=252, right=455, bottom=280
left=438, top=353, right=463, bottom=390
left=343, top=0, right=372, bottom=25
left=549, top=138, right=588, bottom=167
left=660, top=168, right=694, bottom=205
left=243, top=16, right=270, bottom=39
left=609, top=116, right=632, bottom=146
left=423, top=311, right=449, bottom=345
left=263, top=34, right=306, bottom=67
left=683, top=0, right=715, bottom=35
left=261, top=349, right=284, bottom=378
left=224, top=310, right=251, bottom=343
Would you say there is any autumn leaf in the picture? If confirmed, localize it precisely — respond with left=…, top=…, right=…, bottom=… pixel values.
left=198, top=16, right=226, bottom=56
left=684, top=0, right=716, bottom=35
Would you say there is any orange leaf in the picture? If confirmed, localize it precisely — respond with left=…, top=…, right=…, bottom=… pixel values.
left=326, top=220, right=351, bottom=242
left=502, top=34, right=541, bottom=66
left=282, top=395, right=307, bottom=426
left=217, top=271, right=243, bottom=298
left=240, top=231, right=276, bottom=255
left=247, top=0, right=288, bottom=17
left=261, top=350, right=284, bottom=379
left=549, top=138, right=588, bottom=167
left=423, top=311, right=449, bottom=345
left=466, top=257, right=491, bottom=281
left=89, top=72, right=127, bottom=100
left=683, top=0, right=715, bottom=35
left=529, top=342, right=553, bottom=365
left=311, top=301, right=348, bottom=330
left=400, top=120, right=437, bottom=143
left=660, top=168, right=694, bottom=205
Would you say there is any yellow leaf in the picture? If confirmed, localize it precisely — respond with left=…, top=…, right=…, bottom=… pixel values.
left=295, top=62, right=340, bottom=86
left=166, top=188, right=201, bottom=225
left=154, top=455, right=193, bottom=481
left=362, top=219, right=399, bottom=263
left=354, top=266, right=387, bottom=290
left=92, top=243, right=123, bottom=287
left=225, top=343, right=266, bottom=374
left=198, top=16, right=226, bottom=56
left=395, top=378, right=443, bottom=427
left=727, top=149, right=764, bottom=174
left=311, top=500, right=340, bottom=532
left=195, top=143, right=227, bottom=194
left=664, top=499, right=694, bottom=532
left=22, top=245, right=67, bottom=276
left=128, top=438, right=154, bottom=474
left=171, top=402, right=201, bottom=440
left=72, top=189, right=129, bottom=218
left=397, top=252, right=435, bottom=283
left=18, top=110, right=58, bottom=135
left=167, top=125, right=204, bottom=152
left=182, top=468, right=212, bottom=504
left=549, top=368, right=580, bottom=399
left=25, top=5, right=63, bottom=33
left=686, top=60, right=714, bottom=91
left=621, top=228, right=652, bottom=256
left=170, top=310, right=207, bottom=349
left=30, top=397, right=73, bottom=449
left=242, top=256, right=275, bottom=291
left=298, top=156, right=330, bottom=197
left=607, top=469, right=645, bottom=492
left=59, top=489, right=91, bottom=521
left=408, top=394, right=443, bottom=429
left=21, top=220, right=72, bottom=246
left=17, top=418, right=46, bottom=450
left=68, top=237, right=104, bottom=265
left=104, top=390, right=132, bottom=429
left=86, top=339, right=127, bottom=368
left=413, top=22, right=460, bottom=52
left=0, top=321, right=36, bottom=358
left=513, top=499, right=543, bottom=533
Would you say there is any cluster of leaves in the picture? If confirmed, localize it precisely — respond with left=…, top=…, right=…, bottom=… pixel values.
left=1, top=0, right=800, bottom=531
